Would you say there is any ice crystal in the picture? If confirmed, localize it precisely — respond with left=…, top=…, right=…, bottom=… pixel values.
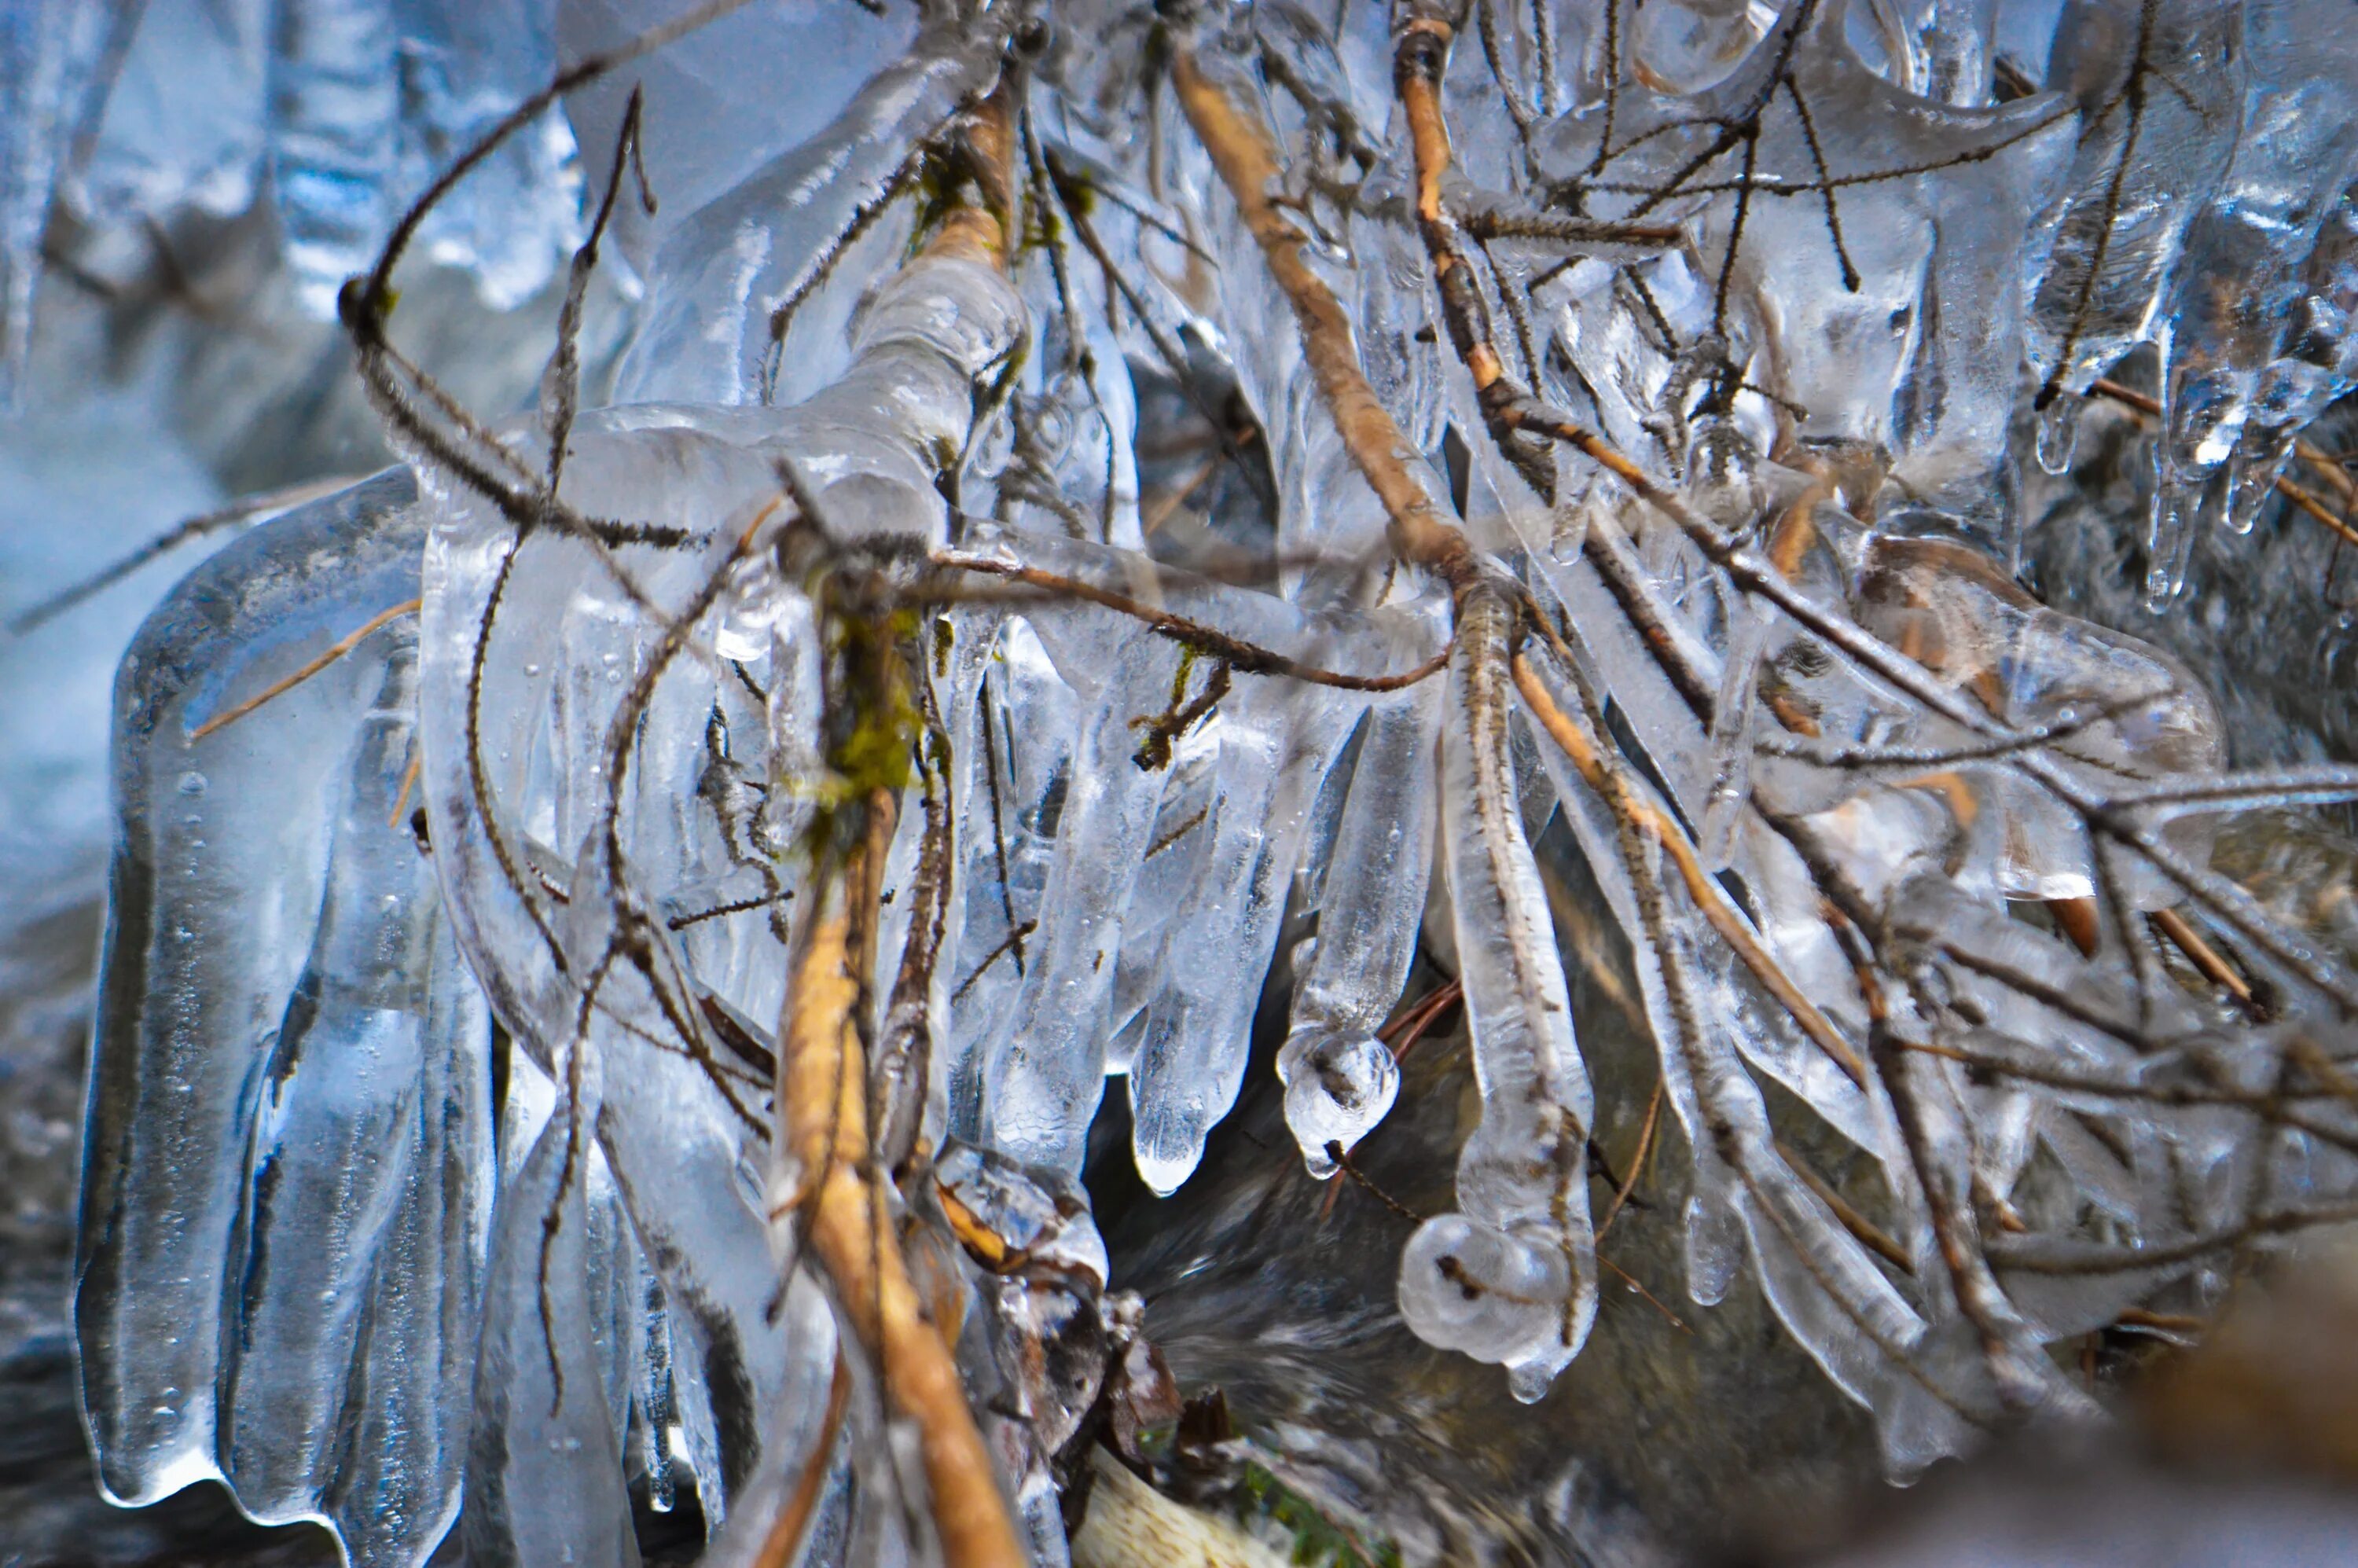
left=17, top=0, right=2358, bottom=1562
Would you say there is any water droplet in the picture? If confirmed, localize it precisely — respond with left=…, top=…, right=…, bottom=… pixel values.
left=2035, top=397, right=2080, bottom=475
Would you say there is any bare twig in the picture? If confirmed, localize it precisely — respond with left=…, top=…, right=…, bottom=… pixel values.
left=1171, top=46, right=1477, bottom=588
left=6, top=476, right=361, bottom=636
left=188, top=599, right=421, bottom=741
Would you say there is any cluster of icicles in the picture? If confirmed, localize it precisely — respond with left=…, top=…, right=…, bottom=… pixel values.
left=61, top=0, right=2358, bottom=1564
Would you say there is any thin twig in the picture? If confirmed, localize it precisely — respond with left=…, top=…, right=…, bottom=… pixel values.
left=1595, top=1078, right=1662, bottom=1239
left=750, top=1354, right=853, bottom=1568
left=933, top=553, right=1450, bottom=691
left=6, top=476, right=360, bottom=636
left=189, top=599, right=421, bottom=741
left=1515, top=653, right=1870, bottom=1088
left=1171, top=46, right=1477, bottom=588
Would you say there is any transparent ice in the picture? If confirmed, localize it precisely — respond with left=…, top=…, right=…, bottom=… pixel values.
left=22, top=0, right=2358, bottom=1562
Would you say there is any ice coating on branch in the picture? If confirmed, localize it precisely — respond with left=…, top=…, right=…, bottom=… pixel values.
left=558, top=0, right=917, bottom=270
left=74, top=472, right=495, bottom=1566
left=1279, top=666, right=1443, bottom=1176
left=1397, top=1215, right=1574, bottom=1367
left=617, top=8, right=1014, bottom=406
left=1533, top=0, right=2077, bottom=540
left=1280, top=1032, right=1400, bottom=1177
left=50, top=0, right=2358, bottom=1559
left=1401, top=594, right=1596, bottom=1398
left=2026, top=0, right=2244, bottom=404
left=405, top=196, right=1022, bottom=1542
left=1845, top=533, right=2227, bottom=902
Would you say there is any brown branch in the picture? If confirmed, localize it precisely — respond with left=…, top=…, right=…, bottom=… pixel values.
left=931, top=554, right=1449, bottom=690
left=751, top=1353, right=854, bottom=1568
left=778, top=867, right=1024, bottom=1568
left=1327, top=1141, right=1426, bottom=1222
left=762, top=82, right=1025, bottom=1568
left=1843, top=916, right=2040, bottom=1411
left=188, top=598, right=421, bottom=741
left=2296, top=438, right=2355, bottom=503
left=1596, top=1252, right=1693, bottom=1333
left=1989, top=1199, right=2358, bottom=1276
left=1170, top=47, right=1477, bottom=589
left=2274, top=472, right=2358, bottom=552
left=1513, top=654, right=1871, bottom=1088
left=387, top=749, right=421, bottom=831
left=1379, top=977, right=1464, bottom=1059
left=1777, top=1140, right=1912, bottom=1272
left=2150, top=906, right=2255, bottom=1006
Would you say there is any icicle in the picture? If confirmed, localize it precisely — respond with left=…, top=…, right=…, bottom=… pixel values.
left=1278, top=662, right=1444, bottom=1177
left=2026, top=0, right=2246, bottom=401
left=979, top=627, right=1184, bottom=1177
left=1396, top=591, right=1596, bottom=1398
left=2034, top=394, right=2080, bottom=476
left=75, top=470, right=441, bottom=1518
left=2222, top=426, right=2295, bottom=535
left=870, top=606, right=995, bottom=1164
left=1862, top=0, right=2000, bottom=106
left=1128, top=673, right=1361, bottom=1193
left=944, top=615, right=1076, bottom=1143
left=1681, top=1189, right=1745, bottom=1309
left=461, top=1110, right=641, bottom=1568
left=2146, top=436, right=2217, bottom=607
left=219, top=642, right=492, bottom=1566
left=268, top=0, right=401, bottom=314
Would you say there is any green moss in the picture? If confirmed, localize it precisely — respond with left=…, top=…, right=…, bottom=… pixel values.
left=796, top=602, right=927, bottom=861
left=906, top=149, right=970, bottom=259
left=1233, top=1460, right=1398, bottom=1568
left=932, top=614, right=956, bottom=678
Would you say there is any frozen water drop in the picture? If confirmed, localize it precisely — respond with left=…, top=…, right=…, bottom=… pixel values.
left=2035, top=395, right=2080, bottom=475
left=1278, top=1030, right=1400, bottom=1179
left=1398, top=1216, right=1569, bottom=1366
